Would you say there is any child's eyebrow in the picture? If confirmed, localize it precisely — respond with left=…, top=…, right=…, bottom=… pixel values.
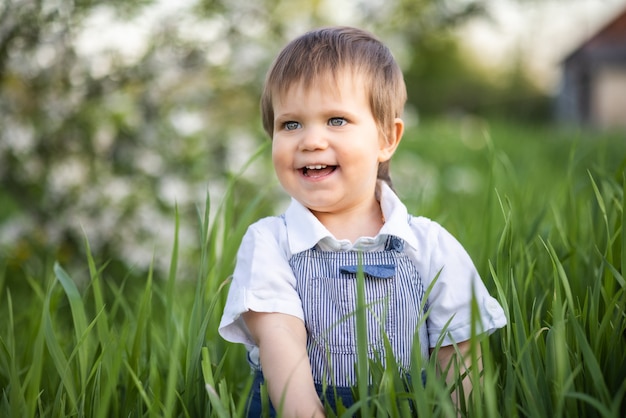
left=276, top=107, right=358, bottom=119
left=274, top=112, right=299, bottom=121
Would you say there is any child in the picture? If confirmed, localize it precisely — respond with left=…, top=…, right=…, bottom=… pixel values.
left=219, top=26, right=506, bottom=417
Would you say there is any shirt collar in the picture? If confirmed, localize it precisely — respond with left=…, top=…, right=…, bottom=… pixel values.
left=283, top=181, right=418, bottom=254
left=378, top=181, right=419, bottom=250
left=284, top=198, right=332, bottom=254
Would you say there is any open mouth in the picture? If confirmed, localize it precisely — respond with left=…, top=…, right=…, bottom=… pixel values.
left=301, top=164, right=337, bottom=178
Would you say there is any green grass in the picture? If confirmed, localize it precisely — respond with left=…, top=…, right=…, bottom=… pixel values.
left=0, top=118, right=625, bottom=417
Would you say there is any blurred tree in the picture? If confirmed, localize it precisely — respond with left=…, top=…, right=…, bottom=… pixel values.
left=0, top=0, right=279, bottom=276
left=0, top=0, right=544, bottom=276
left=377, top=0, right=551, bottom=120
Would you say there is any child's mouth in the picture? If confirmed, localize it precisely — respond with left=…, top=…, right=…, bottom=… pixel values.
left=302, top=165, right=337, bottom=178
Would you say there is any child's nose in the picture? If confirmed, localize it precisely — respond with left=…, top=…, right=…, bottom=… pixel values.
left=298, top=127, right=328, bottom=151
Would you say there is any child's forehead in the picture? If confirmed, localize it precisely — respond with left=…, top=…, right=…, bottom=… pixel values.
left=273, top=68, right=367, bottom=100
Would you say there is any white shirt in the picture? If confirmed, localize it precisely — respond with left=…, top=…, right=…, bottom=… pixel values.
left=218, top=182, right=506, bottom=367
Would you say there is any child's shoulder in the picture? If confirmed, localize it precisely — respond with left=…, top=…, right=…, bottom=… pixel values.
left=242, top=214, right=290, bottom=249
left=407, top=214, right=442, bottom=234
left=406, top=214, right=461, bottom=248
left=246, top=214, right=287, bottom=236
left=236, top=214, right=292, bottom=260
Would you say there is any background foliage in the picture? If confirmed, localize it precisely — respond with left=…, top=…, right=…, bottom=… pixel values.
left=1, top=0, right=625, bottom=416
left=0, top=0, right=548, bottom=276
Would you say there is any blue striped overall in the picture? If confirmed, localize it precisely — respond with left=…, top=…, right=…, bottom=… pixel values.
left=247, top=236, right=427, bottom=416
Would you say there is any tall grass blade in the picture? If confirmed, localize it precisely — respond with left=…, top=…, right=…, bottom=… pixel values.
left=83, top=234, right=110, bottom=341
left=53, top=262, right=90, bottom=394
left=589, top=171, right=610, bottom=248
left=540, top=238, right=575, bottom=312
left=202, top=347, right=231, bottom=418
left=0, top=291, right=26, bottom=418
left=162, top=328, right=183, bottom=417
left=166, top=204, right=180, bottom=340
left=354, top=252, right=370, bottom=417
left=42, top=280, right=78, bottom=411
left=621, top=170, right=626, bottom=288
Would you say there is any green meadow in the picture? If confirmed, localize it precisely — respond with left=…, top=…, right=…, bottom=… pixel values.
left=1, top=118, right=625, bottom=417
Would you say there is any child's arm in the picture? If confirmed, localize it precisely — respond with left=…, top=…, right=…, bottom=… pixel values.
left=436, top=341, right=482, bottom=413
left=243, top=311, right=325, bottom=418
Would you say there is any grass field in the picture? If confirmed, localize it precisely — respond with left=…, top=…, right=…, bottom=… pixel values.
left=1, top=117, right=625, bottom=417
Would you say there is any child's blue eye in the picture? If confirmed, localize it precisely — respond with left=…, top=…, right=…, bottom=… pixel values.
left=284, top=121, right=300, bottom=130
left=328, top=117, right=347, bottom=127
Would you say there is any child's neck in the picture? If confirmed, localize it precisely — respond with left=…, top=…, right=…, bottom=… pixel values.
left=311, top=199, right=384, bottom=243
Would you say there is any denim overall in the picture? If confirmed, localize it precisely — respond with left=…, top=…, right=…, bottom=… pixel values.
left=247, top=236, right=428, bottom=416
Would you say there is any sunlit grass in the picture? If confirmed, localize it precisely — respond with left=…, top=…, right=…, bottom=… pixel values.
left=0, top=118, right=625, bottom=417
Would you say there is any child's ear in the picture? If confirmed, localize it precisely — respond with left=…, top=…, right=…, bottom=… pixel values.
left=378, top=118, right=404, bottom=162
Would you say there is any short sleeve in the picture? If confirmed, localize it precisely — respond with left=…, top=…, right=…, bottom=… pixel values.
left=410, top=219, right=506, bottom=347
left=218, top=218, right=304, bottom=346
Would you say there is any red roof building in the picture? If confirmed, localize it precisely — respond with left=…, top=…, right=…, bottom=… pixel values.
left=557, top=6, right=626, bottom=130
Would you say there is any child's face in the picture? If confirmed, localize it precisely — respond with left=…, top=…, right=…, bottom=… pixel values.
left=271, top=70, right=399, bottom=216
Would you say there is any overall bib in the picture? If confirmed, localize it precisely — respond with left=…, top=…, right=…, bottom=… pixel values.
left=247, top=236, right=427, bottom=416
